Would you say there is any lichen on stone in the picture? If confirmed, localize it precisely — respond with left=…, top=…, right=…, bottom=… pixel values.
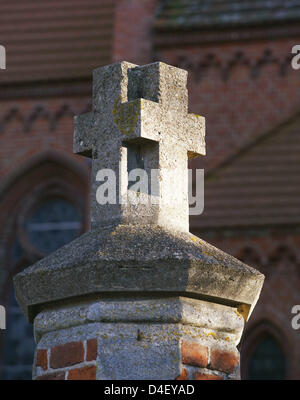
left=112, top=96, right=139, bottom=135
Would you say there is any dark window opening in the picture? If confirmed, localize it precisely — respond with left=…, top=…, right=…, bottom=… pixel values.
left=26, top=198, right=81, bottom=254
left=247, top=334, right=286, bottom=380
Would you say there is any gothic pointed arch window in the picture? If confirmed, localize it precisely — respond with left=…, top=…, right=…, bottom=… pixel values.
left=247, top=334, right=286, bottom=380
left=0, top=156, right=88, bottom=380
left=18, top=180, right=84, bottom=258
left=242, top=322, right=288, bottom=380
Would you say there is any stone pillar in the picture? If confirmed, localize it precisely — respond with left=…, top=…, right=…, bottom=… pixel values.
left=32, top=297, right=245, bottom=380
left=13, top=61, right=264, bottom=380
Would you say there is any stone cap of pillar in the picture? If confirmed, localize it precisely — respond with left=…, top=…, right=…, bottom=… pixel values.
left=14, top=225, right=264, bottom=323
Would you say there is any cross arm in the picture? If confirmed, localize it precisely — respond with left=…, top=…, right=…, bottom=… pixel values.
left=119, top=99, right=205, bottom=157
left=73, top=111, right=95, bottom=158
left=137, top=104, right=206, bottom=158
left=183, top=113, right=206, bottom=158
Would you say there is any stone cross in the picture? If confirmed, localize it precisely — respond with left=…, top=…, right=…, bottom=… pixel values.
left=74, top=61, right=205, bottom=231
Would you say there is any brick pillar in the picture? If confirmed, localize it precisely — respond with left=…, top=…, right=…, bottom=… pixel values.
left=14, top=61, right=264, bottom=380
left=32, top=298, right=245, bottom=380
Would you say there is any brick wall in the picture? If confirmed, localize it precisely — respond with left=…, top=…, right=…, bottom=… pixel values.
left=0, top=96, right=90, bottom=181
left=35, top=339, right=97, bottom=380
left=155, top=37, right=300, bottom=171
left=113, top=2, right=300, bottom=172
left=34, top=338, right=240, bottom=381
left=113, top=0, right=158, bottom=65
left=176, top=340, right=239, bottom=381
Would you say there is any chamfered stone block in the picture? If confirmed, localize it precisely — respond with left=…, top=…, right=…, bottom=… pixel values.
left=14, top=225, right=264, bottom=323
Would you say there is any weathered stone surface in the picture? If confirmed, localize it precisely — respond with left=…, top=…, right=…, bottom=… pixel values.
left=14, top=224, right=264, bottom=323
left=33, top=297, right=244, bottom=344
left=74, top=61, right=205, bottom=232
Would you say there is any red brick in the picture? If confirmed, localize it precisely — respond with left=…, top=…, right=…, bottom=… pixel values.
left=36, top=372, right=65, bottom=380
left=181, top=340, right=208, bottom=368
left=50, top=341, right=84, bottom=369
left=36, top=349, right=47, bottom=371
left=194, top=372, right=223, bottom=380
left=68, top=365, right=96, bottom=380
left=86, top=338, right=97, bottom=361
left=176, top=368, right=188, bottom=380
left=210, top=349, right=239, bottom=374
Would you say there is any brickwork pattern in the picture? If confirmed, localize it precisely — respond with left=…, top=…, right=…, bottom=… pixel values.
left=35, top=339, right=97, bottom=380
left=113, top=2, right=300, bottom=171
left=157, top=39, right=300, bottom=172
left=34, top=337, right=240, bottom=381
left=176, top=340, right=240, bottom=381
